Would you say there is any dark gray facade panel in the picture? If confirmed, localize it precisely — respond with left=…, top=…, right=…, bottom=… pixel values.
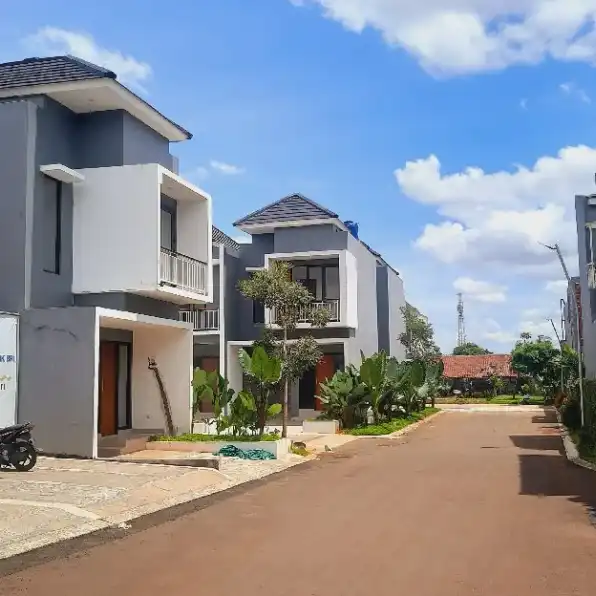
left=75, top=110, right=125, bottom=168
left=19, top=307, right=98, bottom=457
left=74, top=292, right=179, bottom=320
left=273, top=225, right=348, bottom=253
left=241, top=234, right=274, bottom=267
left=0, top=100, right=33, bottom=313
left=376, top=266, right=390, bottom=353
left=122, top=112, right=174, bottom=169
left=30, top=97, right=79, bottom=308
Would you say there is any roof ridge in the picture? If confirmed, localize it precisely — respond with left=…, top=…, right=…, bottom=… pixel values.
left=233, top=192, right=338, bottom=227
left=65, top=55, right=117, bottom=78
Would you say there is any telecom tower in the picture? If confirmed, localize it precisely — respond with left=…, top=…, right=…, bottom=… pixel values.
left=457, top=293, right=466, bottom=347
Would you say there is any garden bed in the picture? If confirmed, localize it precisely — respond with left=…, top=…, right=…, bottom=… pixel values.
left=435, top=396, right=545, bottom=405
left=148, top=434, right=291, bottom=460
left=302, top=419, right=339, bottom=434
left=343, top=408, right=440, bottom=436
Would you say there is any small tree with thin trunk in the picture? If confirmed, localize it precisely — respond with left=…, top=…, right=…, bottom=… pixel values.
left=238, top=261, right=330, bottom=437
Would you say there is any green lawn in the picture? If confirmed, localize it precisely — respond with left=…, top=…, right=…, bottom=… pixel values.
left=150, top=433, right=279, bottom=443
left=343, top=408, right=440, bottom=436
left=435, top=395, right=545, bottom=405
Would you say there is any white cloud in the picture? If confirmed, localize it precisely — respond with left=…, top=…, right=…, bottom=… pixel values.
left=545, top=279, right=568, bottom=293
left=289, top=0, right=596, bottom=76
left=395, top=145, right=594, bottom=278
left=209, top=160, right=246, bottom=176
left=24, top=27, right=152, bottom=91
left=560, top=81, right=591, bottom=103
left=453, top=277, right=507, bottom=303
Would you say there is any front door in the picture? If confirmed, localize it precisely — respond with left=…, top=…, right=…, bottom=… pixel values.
left=99, top=341, right=118, bottom=436
left=299, top=367, right=316, bottom=410
left=315, top=355, right=335, bottom=411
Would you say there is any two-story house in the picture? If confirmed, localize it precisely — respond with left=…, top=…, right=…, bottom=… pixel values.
left=189, top=193, right=405, bottom=419
left=0, top=56, right=212, bottom=457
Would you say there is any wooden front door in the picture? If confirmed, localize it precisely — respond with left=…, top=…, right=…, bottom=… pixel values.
left=315, top=355, right=335, bottom=411
left=99, top=341, right=118, bottom=436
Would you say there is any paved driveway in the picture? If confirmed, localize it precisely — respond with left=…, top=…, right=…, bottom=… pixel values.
left=3, top=409, right=596, bottom=595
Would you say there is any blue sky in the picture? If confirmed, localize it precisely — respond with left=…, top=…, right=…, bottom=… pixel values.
left=3, top=0, right=596, bottom=352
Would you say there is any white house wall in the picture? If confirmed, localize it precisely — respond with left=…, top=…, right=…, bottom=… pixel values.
left=131, top=325, right=193, bottom=434
left=73, top=164, right=160, bottom=294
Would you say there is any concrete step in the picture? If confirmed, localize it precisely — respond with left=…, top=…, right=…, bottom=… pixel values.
left=98, top=434, right=151, bottom=458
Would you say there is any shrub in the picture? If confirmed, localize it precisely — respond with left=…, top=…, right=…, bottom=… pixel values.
left=561, top=398, right=582, bottom=431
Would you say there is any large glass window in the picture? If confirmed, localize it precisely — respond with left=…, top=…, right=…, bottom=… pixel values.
left=325, top=267, right=340, bottom=300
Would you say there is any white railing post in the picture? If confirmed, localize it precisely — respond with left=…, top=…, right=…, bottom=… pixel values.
left=160, top=248, right=207, bottom=295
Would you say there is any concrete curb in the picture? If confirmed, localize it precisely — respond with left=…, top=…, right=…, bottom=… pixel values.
left=555, top=409, right=596, bottom=472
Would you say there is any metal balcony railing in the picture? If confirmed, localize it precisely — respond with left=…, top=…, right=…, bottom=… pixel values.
left=272, top=299, right=340, bottom=324
left=179, top=308, right=220, bottom=331
left=160, top=248, right=207, bottom=295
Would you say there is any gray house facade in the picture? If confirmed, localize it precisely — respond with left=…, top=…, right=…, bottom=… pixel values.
left=0, top=56, right=213, bottom=457
left=575, top=194, right=596, bottom=376
left=190, top=194, right=406, bottom=418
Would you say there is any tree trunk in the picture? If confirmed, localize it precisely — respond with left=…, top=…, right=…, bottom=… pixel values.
left=282, top=327, right=288, bottom=438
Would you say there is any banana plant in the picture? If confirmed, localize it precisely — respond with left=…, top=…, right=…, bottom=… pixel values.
left=359, top=351, right=397, bottom=423
left=317, top=369, right=368, bottom=428
left=415, top=359, right=444, bottom=408
left=386, top=358, right=426, bottom=416
left=192, top=368, right=234, bottom=418
left=239, top=346, right=283, bottom=436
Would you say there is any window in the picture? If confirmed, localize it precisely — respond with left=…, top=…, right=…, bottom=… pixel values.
left=253, top=301, right=265, bottom=324
left=160, top=208, right=174, bottom=251
left=325, top=267, right=340, bottom=300
left=43, top=178, right=62, bottom=274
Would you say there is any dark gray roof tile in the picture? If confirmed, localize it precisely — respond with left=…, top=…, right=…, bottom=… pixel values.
left=234, top=193, right=337, bottom=227
left=0, top=55, right=115, bottom=90
left=212, top=226, right=241, bottom=252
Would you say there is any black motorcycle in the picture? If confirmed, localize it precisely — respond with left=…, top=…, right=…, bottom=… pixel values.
left=0, top=422, right=38, bottom=472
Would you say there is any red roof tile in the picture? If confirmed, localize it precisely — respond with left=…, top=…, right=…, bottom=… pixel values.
left=441, top=355, right=516, bottom=379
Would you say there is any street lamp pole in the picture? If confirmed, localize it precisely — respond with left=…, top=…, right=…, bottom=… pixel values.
left=542, top=243, right=585, bottom=426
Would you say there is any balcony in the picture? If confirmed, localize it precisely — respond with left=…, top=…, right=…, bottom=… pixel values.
left=272, top=300, right=340, bottom=325
left=179, top=308, right=220, bottom=331
left=160, top=248, right=207, bottom=295
left=72, top=163, right=212, bottom=305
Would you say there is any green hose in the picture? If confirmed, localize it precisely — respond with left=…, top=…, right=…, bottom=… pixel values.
left=215, top=444, right=275, bottom=460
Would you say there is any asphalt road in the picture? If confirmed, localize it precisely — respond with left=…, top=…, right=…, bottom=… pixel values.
left=3, top=409, right=596, bottom=595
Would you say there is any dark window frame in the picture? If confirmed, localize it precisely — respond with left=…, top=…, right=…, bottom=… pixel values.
left=253, top=300, right=265, bottom=324
left=43, top=178, right=62, bottom=275
left=160, top=199, right=177, bottom=252
left=292, top=264, right=339, bottom=301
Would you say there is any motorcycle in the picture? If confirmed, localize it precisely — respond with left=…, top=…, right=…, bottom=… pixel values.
left=0, top=422, right=38, bottom=472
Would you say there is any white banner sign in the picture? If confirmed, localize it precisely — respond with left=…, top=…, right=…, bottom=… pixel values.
left=0, top=315, right=18, bottom=429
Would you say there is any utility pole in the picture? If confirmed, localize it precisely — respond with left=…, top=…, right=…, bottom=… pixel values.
left=457, top=293, right=466, bottom=347
left=547, top=317, right=564, bottom=394
left=542, top=242, right=585, bottom=426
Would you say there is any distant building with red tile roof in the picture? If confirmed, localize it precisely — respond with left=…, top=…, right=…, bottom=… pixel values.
left=442, top=354, right=517, bottom=386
